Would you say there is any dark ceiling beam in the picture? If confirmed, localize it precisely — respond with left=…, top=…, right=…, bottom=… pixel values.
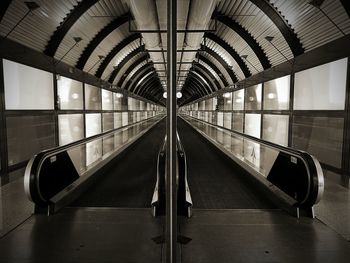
left=340, top=0, right=350, bottom=18
left=186, top=74, right=210, bottom=95
left=124, top=64, right=154, bottom=90
left=141, top=82, right=161, bottom=98
left=196, top=54, right=228, bottom=87
left=193, top=63, right=222, bottom=90
left=95, top=33, right=141, bottom=78
left=188, top=72, right=212, bottom=94
left=201, top=44, right=238, bottom=83
left=249, top=0, right=304, bottom=56
left=44, top=0, right=99, bottom=57
left=108, top=45, right=145, bottom=83
left=141, top=82, right=163, bottom=100
left=204, top=32, right=251, bottom=78
left=182, top=77, right=203, bottom=98
left=136, top=74, right=158, bottom=95
left=117, top=54, right=149, bottom=88
left=0, top=0, right=12, bottom=23
left=216, top=13, right=271, bottom=69
left=76, top=14, right=129, bottom=69
left=129, top=68, right=155, bottom=93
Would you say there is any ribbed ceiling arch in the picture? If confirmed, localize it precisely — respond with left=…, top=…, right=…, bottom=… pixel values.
left=44, top=0, right=100, bottom=57
left=76, top=13, right=129, bottom=69
left=95, top=33, right=141, bottom=78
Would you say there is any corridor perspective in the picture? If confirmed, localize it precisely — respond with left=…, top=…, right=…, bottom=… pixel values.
left=0, top=0, right=350, bottom=262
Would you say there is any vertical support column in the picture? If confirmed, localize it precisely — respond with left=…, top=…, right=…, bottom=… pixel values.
left=0, top=59, right=8, bottom=180
left=341, top=57, right=350, bottom=179
left=166, top=0, right=177, bottom=262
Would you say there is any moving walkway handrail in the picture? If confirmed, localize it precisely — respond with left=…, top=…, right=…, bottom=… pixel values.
left=152, top=132, right=193, bottom=217
left=24, top=115, right=165, bottom=209
left=181, top=115, right=324, bottom=211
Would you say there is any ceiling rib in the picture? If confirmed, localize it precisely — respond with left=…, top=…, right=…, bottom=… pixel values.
left=44, top=0, right=99, bottom=57
left=76, top=14, right=129, bottom=69
left=108, top=45, right=145, bottom=83
left=201, top=44, right=238, bottom=83
left=216, top=12, right=271, bottom=69
left=95, top=33, right=141, bottom=78
left=204, top=32, right=251, bottom=78
left=249, top=0, right=304, bottom=56
left=117, top=53, right=149, bottom=87
left=196, top=54, right=228, bottom=87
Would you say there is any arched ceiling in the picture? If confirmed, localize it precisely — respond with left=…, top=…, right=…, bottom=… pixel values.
left=0, top=0, right=349, bottom=105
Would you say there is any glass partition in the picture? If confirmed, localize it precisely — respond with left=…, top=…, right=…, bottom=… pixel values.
left=232, top=89, right=244, bottom=110
left=262, top=114, right=289, bottom=146
left=3, top=59, right=54, bottom=110
left=85, top=84, right=101, bottom=110
left=294, top=58, right=347, bottom=110
left=244, top=113, right=261, bottom=138
left=263, top=76, right=290, bottom=110
left=102, top=89, right=113, bottom=110
left=57, top=76, right=83, bottom=110
left=58, top=114, right=84, bottom=146
left=85, top=113, right=101, bottom=137
left=245, top=84, right=262, bottom=111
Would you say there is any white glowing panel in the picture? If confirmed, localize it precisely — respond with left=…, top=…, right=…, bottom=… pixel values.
left=57, top=76, right=83, bottom=110
left=122, top=112, right=129, bottom=126
left=245, top=114, right=261, bottom=138
left=102, top=89, right=113, bottom=110
left=264, top=75, right=290, bottom=110
left=58, top=114, right=84, bottom=146
left=294, top=58, right=347, bottom=110
left=85, top=113, right=101, bottom=137
left=263, top=115, right=289, bottom=146
left=3, top=59, right=54, bottom=109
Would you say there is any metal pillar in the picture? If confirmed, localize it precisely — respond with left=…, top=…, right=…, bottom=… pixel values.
left=166, top=0, right=177, bottom=262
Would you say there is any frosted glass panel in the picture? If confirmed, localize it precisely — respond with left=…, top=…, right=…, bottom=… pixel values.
left=101, top=89, right=113, bottom=110
left=6, top=114, right=55, bottom=165
left=102, top=113, right=114, bottom=132
left=85, top=113, right=101, bottom=137
left=245, top=114, right=261, bottom=138
left=85, top=84, right=101, bottom=110
left=294, top=58, right=347, bottom=110
left=113, top=93, right=124, bottom=110
left=57, top=76, right=83, bottom=110
left=223, top=93, right=233, bottom=110
left=122, top=112, right=129, bottom=126
left=232, top=113, right=244, bottom=132
left=263, top=115, right=289, bottom=146
left=292, top=116, right=343, bottom=168
left=3, top=59, right=54, bottom=109
left=114, top=112, right=122, bottom=128
left=58, top=114, right=84, bottom=146
left=223, top=113, right=232, bottom=129
left=233, top=89, right=244, bottom=110
left=245, top=84, right=262, bottom=110
left=264, top=76, right=290, bottom=110
left=217, top=112, right=224, bottom=127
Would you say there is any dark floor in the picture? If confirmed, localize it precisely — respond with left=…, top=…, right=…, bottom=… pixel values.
left=179, top=209, right=350, bottom=263
left=70, top=119, right=166, bottom=208
left=177, top=118, right=276, bottom=209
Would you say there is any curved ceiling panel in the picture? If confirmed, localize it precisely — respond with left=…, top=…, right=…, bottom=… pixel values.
left=196, top=53, right=229, bottom=87
left=76, top=13, right=129, bottom=69
left=95, top=33, right=141, bottom=77
left=271, top=0, right=350, bottom=51
left=54, top=1, right=129, bottom=68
